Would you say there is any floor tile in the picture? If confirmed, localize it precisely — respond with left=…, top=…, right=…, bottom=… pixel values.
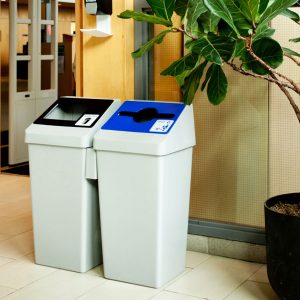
left=185, top=251, right=210, bottom=269
left=150, top=291, right=205, bottom=300
left=0, top=235, right=11, bottom=244
left=86, top=264, right=104, bottom=278
left=224, top=281, right=280, bottom=300
left=166, top=256, right=261, bottom=300
left=0, top=214, right=32, bottom=236
left=1, top=269, right=105, bottom=300
left=0, top=254, right=56, bottom=289
left=248, top=265, right=269, bottom=283
left=0, top=176, right=31, bottom=203
left=0, top=257, right=14, bottom=267
left=0, top=231, right=34, bottom=259
left=0, top=200, right=32, bottom=219
left=0, top=286, right=15, bottom=298
left=76, top=279, right=159, bottom=300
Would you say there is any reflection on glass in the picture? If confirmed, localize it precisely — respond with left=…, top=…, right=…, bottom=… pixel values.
left=17, top=0, right=29, bottom=19
left=41, top=0, right=52, bottom=20
left=41, top=25, right=53, bottom=54
left=17, top=63, right=29, bottom=92
left=17, top=24, right=29, bottom=55
left=41, top=60, right=52, bottom=90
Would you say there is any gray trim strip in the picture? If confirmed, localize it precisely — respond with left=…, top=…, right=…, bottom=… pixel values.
left=134, top=0, right=153, bottom=100
left=188, top=219, right=266, bottom=245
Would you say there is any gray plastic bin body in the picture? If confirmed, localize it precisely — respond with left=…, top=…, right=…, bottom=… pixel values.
left=25, top=97, right=120, bottom=272
left=93, top=100, right=196, bottom=287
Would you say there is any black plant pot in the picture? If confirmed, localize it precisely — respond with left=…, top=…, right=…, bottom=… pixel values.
left=265, top=193, right=300, bottom=300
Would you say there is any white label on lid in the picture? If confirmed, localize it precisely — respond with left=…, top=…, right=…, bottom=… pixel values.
left=149, top=120, right=174, bottom=133
left=75, top=114, right=99, bottom=127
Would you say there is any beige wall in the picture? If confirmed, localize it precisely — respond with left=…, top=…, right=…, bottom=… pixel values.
left=189, top=67, right=269, bottom=228
left=76, top=1, right=134, bottom=100
left=269, top=9, right=300, bottom=197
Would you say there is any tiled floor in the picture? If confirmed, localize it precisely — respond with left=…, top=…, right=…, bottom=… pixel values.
left=0, top=174, right=279, bottom=300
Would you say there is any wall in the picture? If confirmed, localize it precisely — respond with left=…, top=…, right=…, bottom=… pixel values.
left=76, top=1, right=134, bottom=100
left=153, top=19, right=182, bottom=102
left=269, top=9, right=300, bottom=196
left=189, top=67, right=269, bottom=228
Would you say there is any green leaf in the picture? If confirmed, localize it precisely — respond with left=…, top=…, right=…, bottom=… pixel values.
left=189, top=36, right=221, bottom=64
left=283, top=47, right=300, bottom=57
left=132, top=30, right=171, bottom=58
left=186, top=0, right=208, bottom=31
left=174, top=0, right=189, bottom=17
left=203, top=0, right=241, bottom=36
left=207, top=64, right=228, bottom=105
left=147, top=0, right=176, bottom=20
left=290, top=37, right=300, bottom=43
left=182, top=61, right=208, bottom=104
left=201, top=64, right=213, bottom=91
left=198, top=11, right=221, bottom=33
left=241, top=37, right=283, bottom=75
left=223, top=0, right=253, bottom=30
left=254, top=24, right=275, bottom=41
left=239, top=0, right=260, bottom=22
left=260, top=0, right=299, bottom=25
left=219, top=20, right=238, bottom=38
left=190, top=33, right=236, bottom=64
left=118, top=10, right=173, bottom=27
left=281, top=8, right=300, bottom=21
left=161, top=53, right=199, bottom=76
left=259, top=0, right=269, bottom=14
left=176, top=69, right=193, bottom=86
left=232, top=40, right=246, bottom=58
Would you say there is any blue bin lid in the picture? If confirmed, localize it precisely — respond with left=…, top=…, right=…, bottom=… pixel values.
left=101, top=100, right=185, bottom=134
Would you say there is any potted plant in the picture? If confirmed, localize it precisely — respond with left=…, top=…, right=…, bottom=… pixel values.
left=118, top=0, right=300, bottom=299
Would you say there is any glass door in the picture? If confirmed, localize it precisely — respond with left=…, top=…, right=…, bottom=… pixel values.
left=9, top=0, right=57, bottom=165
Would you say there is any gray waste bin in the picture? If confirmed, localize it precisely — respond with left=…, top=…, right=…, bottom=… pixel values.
left=93, top=100, right=196, bottom=287
left=25, top=97, right=120, bottom=272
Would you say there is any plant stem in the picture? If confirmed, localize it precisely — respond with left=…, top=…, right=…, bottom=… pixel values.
left=226, top=61, right=294, bottom=90
left=247, top=46, right=300, bottom=95
left=269, top=73, right=300, bottom=123
left=245, top=42, right=300, bottom=122
left=171, top=27, right=197, bottom=40
left=285, top=54, right=300, bottom=67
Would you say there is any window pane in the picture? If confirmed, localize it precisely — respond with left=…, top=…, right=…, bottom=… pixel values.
left=41, top=60, right=52, bottom=90
left=17, top=0, right=29, bottom=19
left=41, top=25, right=53, bottom=55
left=17, top=24, right=29, bottom=55
left=41, top=0, right=52, bottom=20
left=17, top=62, right=29, bottom=92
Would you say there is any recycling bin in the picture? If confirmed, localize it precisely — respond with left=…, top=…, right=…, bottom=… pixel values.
left=25, top=97, right=120, bottom=272
left=93, top=100, right=196, bottom=287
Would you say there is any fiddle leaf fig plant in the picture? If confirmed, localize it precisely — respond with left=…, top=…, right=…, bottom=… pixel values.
left=118, top=0, right=300, bottom=122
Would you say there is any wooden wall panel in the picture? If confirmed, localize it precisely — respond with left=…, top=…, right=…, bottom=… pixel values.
left=153, top=16, right=182, bottom=102
left=76, top=0, right=134, bottom=100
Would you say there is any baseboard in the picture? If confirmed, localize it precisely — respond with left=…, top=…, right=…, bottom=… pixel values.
left=187, top=234, right=266, bottom=264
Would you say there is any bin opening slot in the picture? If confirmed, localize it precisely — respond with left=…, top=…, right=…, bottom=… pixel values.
left=45, top=102, right=90, bottom=121
left=118, top=108, right=175, bottom=123
left=34, top=98, right=114, bottom=127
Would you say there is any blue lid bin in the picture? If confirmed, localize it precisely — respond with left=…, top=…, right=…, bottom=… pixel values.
left=25, top=97, right=121, bottom=273
left=93, top=100, right=196, bottom=288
